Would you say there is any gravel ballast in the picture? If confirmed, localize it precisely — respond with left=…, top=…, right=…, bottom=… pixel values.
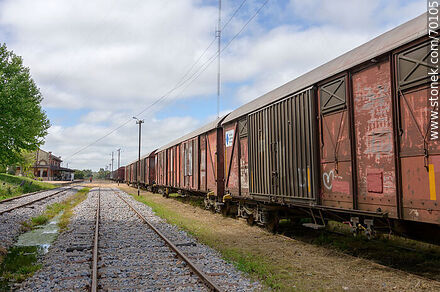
left=19, top=188, right=261, bottom=291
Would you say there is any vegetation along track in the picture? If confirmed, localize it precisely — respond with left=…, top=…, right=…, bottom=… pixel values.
left=19, top=188, right=259, bottom=291
left=0, top=187, right=73, bottom=215
left=0, top=186, right=81, bottom=254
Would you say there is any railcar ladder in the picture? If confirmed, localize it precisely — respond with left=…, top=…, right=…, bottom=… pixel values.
left=303, top=209, right=326, bottom=230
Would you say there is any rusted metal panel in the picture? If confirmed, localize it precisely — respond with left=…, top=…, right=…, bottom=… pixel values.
left=156, top=150, right=166, bottom=186
left=207, top=131, right=218, bottom=194
left=166, top=146, right=178, bottom=188
left=319, top=111, right=352, bottom=162
left=352, top=61, right=397, bottom=217
left=200, top=135, right=207, bottom=192
left=166, top=148, right=171, bottom=186
left=139, top=158, right=145, bottom=184
left=165, top=147, right=174, bottom=187
left=176, top=145, right=180, bottom=188
left=367, top=169, right=383, bottom=193
left=318, top=74, right=354, bottom=208
left=320, top=162, right=353, bottom=209
left=182, top=137, right=199, bottom=191
left=397, top=78, right=440, bottom=223
left=401, top=156, right=440, bottom=224
left=240, top=136, right=250, bottom=197
left=223, top=119, right=250, bottom=198
left=224, top=122, right=239, bottom=195
left=248, top=87, right=319, bottom=200
left=145, top=158, right=150, bottom=184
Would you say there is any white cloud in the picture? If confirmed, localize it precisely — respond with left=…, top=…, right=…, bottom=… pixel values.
left=45, top=115, right=199, bottom=170
left=0, top=0, right=426, bottom=170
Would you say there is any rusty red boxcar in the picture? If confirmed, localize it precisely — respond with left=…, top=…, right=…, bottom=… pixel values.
left=154, top=117, right=225, bottom=200
left=218, top=13, right=439, bottom=239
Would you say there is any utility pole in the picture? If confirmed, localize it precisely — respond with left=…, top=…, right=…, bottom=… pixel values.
left=216, top=0, right=221, bottom=118
left=133, top=117, right=144, bottom=196
left=117, top=148, right=121, bottom=186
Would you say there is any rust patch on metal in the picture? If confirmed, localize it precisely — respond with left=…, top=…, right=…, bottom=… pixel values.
left=353, top=61, right=397, bottom=217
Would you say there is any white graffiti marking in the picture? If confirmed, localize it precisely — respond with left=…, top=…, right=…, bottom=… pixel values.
left=323, top=170, right=335, bottom=190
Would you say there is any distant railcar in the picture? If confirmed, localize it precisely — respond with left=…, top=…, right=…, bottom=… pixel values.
left=111, top=166, right=125, bottom=182
left=154, top=117, right=225, bottom=200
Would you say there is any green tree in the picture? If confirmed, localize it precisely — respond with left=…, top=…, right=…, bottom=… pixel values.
left=17, top=149, right=36, bottom=177
left=83, top=169, right=93, bottom=178
left=74, top=170, right=84, bottom=179
left=0, top=43, right=50, bottom=168
left=95, top=168, right=110, bottom=179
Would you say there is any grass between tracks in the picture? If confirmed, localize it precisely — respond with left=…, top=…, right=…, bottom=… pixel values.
left=21, top=187, right=90, bottom=231
left=0, top=187, right=90, bottom=287
left=0, top=173, right=55, bottom=201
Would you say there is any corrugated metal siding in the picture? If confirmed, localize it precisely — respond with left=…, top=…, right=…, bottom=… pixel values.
left=248, top=87, right=318, bottom=200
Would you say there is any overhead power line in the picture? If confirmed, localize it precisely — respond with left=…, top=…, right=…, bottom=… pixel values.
left=66, top=0, right=268, bottom=162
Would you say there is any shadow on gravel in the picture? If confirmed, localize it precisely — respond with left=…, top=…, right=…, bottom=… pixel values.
left=277, top=220, right=440, bottom=282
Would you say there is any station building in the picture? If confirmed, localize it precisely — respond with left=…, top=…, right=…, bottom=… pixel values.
left=16, top=148, right=74, bottom=181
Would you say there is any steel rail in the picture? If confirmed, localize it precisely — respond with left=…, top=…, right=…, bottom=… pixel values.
left=0, top=186, right=68, bottom=204
left=114, top=190, right=223, bottom=292
left=91, top=188, right=100, bottom=292
left=0, top=187, right=73, bottom=215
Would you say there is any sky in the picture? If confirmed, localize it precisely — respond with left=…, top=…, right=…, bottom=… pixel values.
left=0, top=0, right=427, bottom=171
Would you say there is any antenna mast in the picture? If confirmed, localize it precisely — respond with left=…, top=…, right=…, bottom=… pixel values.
left=216, top=0, right=221, bottom=118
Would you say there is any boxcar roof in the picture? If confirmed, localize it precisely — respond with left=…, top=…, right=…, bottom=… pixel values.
left=127, top=149, right=157, bottom=166
left=157, top=115, right=228, bottom=152
left=222, top=12, right=427, bottom=124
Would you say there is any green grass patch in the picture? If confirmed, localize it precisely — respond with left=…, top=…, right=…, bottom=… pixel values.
left=58, top=187, right=90, bottom=231
left=0, top=173, right=55, bottom=201
left=31, top=215, right=49, bottom=226
left=167, top=192, right=205, bottom=208
left=21, top=187, right=90, bottom=233
left=0, top=246, right=41, bottom=289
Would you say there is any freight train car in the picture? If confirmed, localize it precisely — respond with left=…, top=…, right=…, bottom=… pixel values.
left=125, top=150, right=156, bottom=187
left=111, top=166, right=125, bottom=182
left=214, top=13, right=440, bottom=239
left=154, top=117, right=226, bottom=198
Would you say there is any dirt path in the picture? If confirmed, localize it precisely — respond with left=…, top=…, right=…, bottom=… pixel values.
left=115, top=184, right=439, bottom=291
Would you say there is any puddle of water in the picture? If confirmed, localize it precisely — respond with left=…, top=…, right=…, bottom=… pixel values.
left=0, top=213, right=63, bottom=290
left=15, top=212, right=63, bottom=253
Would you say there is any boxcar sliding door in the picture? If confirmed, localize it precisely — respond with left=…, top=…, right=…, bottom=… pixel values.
left=248, top=87, right=319, bottom=203
left=396, top=41, right=440, bottom=224
left=352, top=59, right=397, bottom=217
left=318, top=76, right=354, bottom=209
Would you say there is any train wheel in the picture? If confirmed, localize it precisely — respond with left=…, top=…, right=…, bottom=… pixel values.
left=265, top=213, right=279, bottom=233
left=246, top=215, right=255, bottom=226
left=221, top=202, right=230, bottom=217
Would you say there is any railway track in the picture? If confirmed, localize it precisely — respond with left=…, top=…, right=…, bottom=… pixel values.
left=18, top=188, right=259, bottom=291
left=0, top=187, right=73, bottom=215
left=93, top=188, right=222, bottom=291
